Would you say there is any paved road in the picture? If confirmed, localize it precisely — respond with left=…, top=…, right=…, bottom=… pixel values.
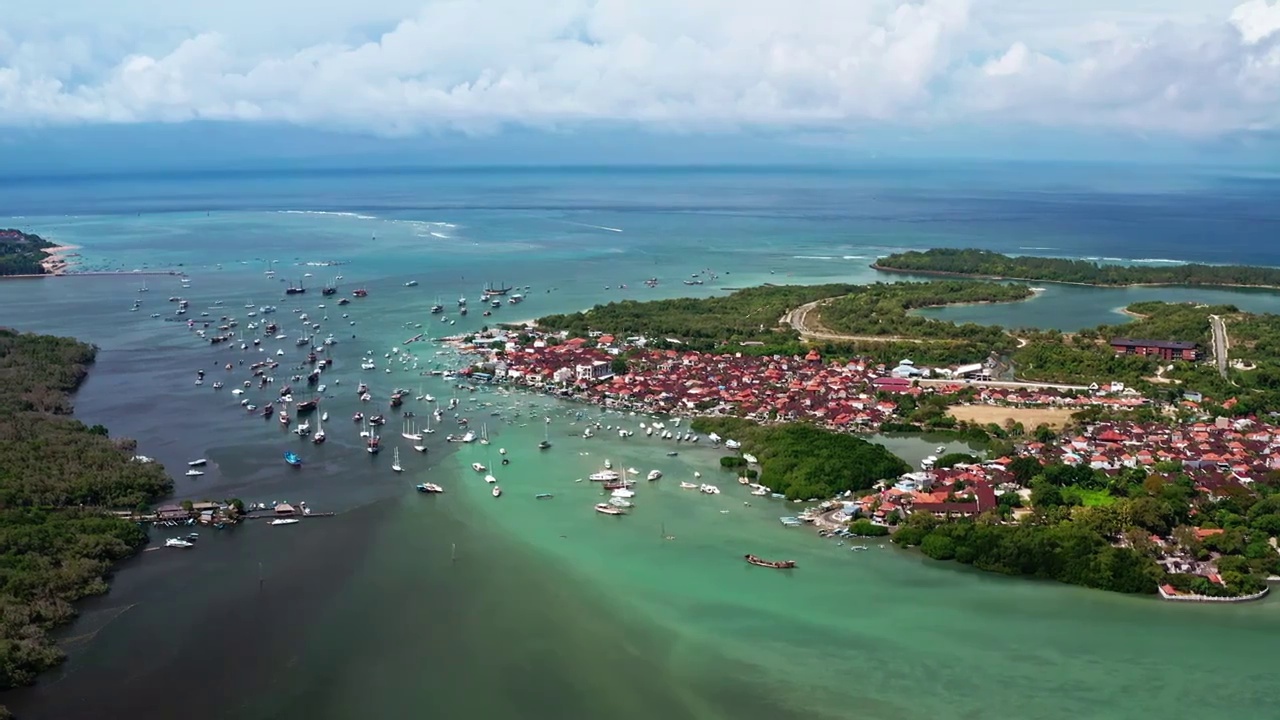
left=915, top=377, right=1092, bottom=392
left=781, top=299, right=954, bottom=344
left=1210, top=314, right=1229, bottom=379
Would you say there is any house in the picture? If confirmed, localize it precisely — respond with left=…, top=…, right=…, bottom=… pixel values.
left=1110, top=338, right=1199, bottom=361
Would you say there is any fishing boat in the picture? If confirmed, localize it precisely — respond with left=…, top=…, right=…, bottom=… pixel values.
left=185, top=469, right=204, bottom=477
left=416, top=482, right=444, bottom=493
left=187, top=459, right=207, bottom=467
left=594, top=503, right=625, bottom=516
left=271, top=518, right=300, bottom=526
left=744, top=554, right=796, bottom=569
left=391, top=447, right=403, bottom=473
left=492, top=486, right=502, bottom=498
left=284, top=451, right=302, bottom=467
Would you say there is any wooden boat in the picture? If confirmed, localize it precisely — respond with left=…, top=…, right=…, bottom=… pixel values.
left=744, top=554, right=796, bottom=569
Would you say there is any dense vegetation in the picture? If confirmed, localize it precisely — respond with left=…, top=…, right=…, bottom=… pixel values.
left=876, top=248, right=1280, bottom=289
left=0, top=329, right=172, bottom=698
left=896, top=460, right=1279, bottom=596
left=690, top=417, right=909, bottom=500
left=537, top=283, right=862, bottom=352
left=0, top=230, right=54, bottom=276
left=816, top=281, right=1029, bottom=352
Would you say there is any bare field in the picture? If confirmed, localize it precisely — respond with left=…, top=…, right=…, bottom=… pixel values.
left=948, top=404, right=1076, bottom=430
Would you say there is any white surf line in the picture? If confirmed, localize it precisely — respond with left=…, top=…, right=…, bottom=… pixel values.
left=558, top=219, right=623, bottom=233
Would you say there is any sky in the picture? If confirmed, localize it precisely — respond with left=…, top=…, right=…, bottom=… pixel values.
left=2, top=1, right=1279, bottom=168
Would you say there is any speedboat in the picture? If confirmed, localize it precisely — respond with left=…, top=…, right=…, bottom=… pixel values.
left=188, top=459, right=207, bottom=467
left=165, top=538, right=194, bottom=548
left=492, top=486, right=502, bottom=498
left=472, top=462, right=487, bottom=473
left=184, top=469, right=204, bottom=477
left=416, top=483, right=444, bottom=493
left=484, top=474, right=497, bottom=484
left=270, top=518, right=300, bottom=526
left=647, top=470, right=662, bottom=481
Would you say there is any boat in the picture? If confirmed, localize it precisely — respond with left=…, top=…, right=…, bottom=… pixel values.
left=588, top=470, right=620, bottom=482
left=165, top=537, right=194, bottom=548
left=594, top=503, right=625, bottom=516
left=391, top=447, right=403, bottom=473
left=296, top=398, right=319, bottom=414
left=279, top=410, right=291, bottom=426
left=647, top=470, right=662, bottom=481
left=184, top=469, right=204, bottom=477
left=271, top=518, right=300, bottom=526
left=401, top=419, right=423, bottom=441
left=482, top=282, right=513, bottom=297
left=405, top=280, right=419, bottom=287
left=679, top=482, right=698, bottom=489
left=492, top=486, right=502, bottom=498
left=472, top=462, right=487, bottom=473
left=367, top=432, right=381, bottom=454
left=744, top=554, right=796, bottom=569
left=285, top=280, right=306, bottom=295
left=416, top=483, right=444, bottom=493
left=430, top=296, right=444, bottom=314
left=313, top=414, right=326, bottom=444
left=187, top=459, right=207, bottom=467
left=603, top=459, right=612, bottom=470
left=352, top=288, right=368, bottom=298
left=538, top=418, right=552, bottom=450
left=284, top=451, right=302, bottom=467
left=535, top=493, right=554, bottom=500
left=484, top=474, right=497, bottom=484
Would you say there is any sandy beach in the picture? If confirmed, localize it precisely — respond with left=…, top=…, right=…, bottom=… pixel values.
left=40, top=244, right=81, bottom=274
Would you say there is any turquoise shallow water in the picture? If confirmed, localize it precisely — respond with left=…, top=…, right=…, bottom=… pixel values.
left=4, top=167, right=1280, bottom=719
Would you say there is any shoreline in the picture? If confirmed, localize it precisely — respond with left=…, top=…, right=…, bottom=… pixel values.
left=870, top=263, right=1280, bottom=292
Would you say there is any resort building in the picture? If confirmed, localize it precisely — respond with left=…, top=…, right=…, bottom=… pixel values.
left=1109, top=338, right=1200, bottom=361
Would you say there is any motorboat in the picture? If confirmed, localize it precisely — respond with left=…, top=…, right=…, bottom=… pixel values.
left=184, top=469, right=204, bottom=477
left=492, top=486, right=502, bottom=498
left=271, top=518, right=300, bottom=526
left=535, top=493, right=554, bottom=500
left=472, top=462, right=487, bottom=473
left=647, top=470, right=662, bottom=481
left=188, top=459, right=207, bottom=467
left=484, top=474, right=497, bottom=484
left=284, top=451, right=302, bottom=467
left=588, top=470, right=620, bottom=482
left=594, top=503, right=625, bottom=516
left=679, top=482, right=698, bottom=489
left=744, top=554, right=796, bottom=569
left=416, top=483, right=444, bottom=493
left=165, top=538, right=195, bottom=548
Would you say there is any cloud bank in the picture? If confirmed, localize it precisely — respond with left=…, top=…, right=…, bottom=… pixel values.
left=1, top=0, right=1277, bottom=137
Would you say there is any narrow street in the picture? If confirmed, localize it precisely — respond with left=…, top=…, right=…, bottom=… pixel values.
left=1210, top=315, right=1229, bottom=379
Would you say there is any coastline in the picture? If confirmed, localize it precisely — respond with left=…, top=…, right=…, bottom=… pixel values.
left=870, top=263, right=1280, bottom=292
left=40, top=244, right=80, bottom=275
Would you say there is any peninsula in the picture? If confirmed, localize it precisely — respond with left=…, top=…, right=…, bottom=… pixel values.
left=0, top=229, right=75, bottom=277
left=873, top=248, right=1280, bottom=290
left=457, top=280, right=1280, bottom=601
left=0, top=329, right=172, bottom=708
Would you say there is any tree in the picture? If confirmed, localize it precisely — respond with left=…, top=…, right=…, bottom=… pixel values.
left=610, top=358, right=629, bottom=376
left=180, top=500, right=194, bottom=512
left=1007, top=456, right=1042, bottom=485
left=1031, top=481, right=1064, bottom=509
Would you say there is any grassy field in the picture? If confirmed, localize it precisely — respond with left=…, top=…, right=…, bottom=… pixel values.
left=947, top=404, right=1076, bottom=430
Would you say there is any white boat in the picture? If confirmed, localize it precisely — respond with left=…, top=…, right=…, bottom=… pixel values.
left=594, top=503, right=625, bottom=516
left=270, top=518, right=300, bottom=526
left=724, top=439, right=741, bottom=450
left=742, top=453, right=759, bottom=465
left=608, top=497, right=633, bottom=508
left=391, top=447, right=403, bottom=473
left=472, top=462, right=487, bottom=473
left=603, top=458, right=612, bottom=470
left=165, top=538, right=194, bottom=548
left=699, top=484, right=721, bottom=494
left=479, top=423, right=490, bottom=445
left=492, top=486, right=502, bottom=498
left=321, top=411, right=329, bottom=422
left=588, top=470, right=620, bottom=482
left=401, top=419, right=422, bottom=441
left=187, top=459, right=207, bottom=467
left=313, top=413, right=326, bottom=444
left=413, top=443, right=428, bottom=453
left=611, top=488, right=635, bottom=498
left=185, top=469, right=205, bottom=477
left=484, top=474, right=497, bottom=484
left=647, top=470, right=662, bottom=481
left=459, top=431, right=476, bottom=443
left=679, top=482, right=698, bottom=489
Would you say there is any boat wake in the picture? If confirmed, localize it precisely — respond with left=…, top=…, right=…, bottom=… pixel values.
left=279, top=210, right=378, bottom=221
left=560, top=220, right=623, bottom=233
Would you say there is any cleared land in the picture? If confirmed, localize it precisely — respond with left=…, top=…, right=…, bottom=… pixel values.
left=947, top=404, right=1076, bottom=430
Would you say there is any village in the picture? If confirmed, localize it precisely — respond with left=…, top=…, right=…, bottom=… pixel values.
left=451, top=327, right=1280, bottom=602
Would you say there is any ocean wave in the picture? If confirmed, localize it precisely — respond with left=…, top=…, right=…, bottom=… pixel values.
left=793, top=255, right=836, bottom=260
left=1018, top=246, right=1056, bottom=250
left=1128, top=258, right=1187, bottom=264
left=429, top=232, right=449, bottom=239
left=279, top=210, right=377, bottom=220
left=841, top=255, right=868, bottom=260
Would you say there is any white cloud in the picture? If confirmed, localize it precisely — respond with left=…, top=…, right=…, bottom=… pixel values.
left=0, top=0, right=1277, bottom=137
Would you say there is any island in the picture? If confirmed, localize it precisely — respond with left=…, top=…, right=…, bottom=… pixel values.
left=459, top=279, right=1280, bottom=601
left=0, top=329, right=172, bottom=708
left=872, top=248, right=1280, bottom=290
